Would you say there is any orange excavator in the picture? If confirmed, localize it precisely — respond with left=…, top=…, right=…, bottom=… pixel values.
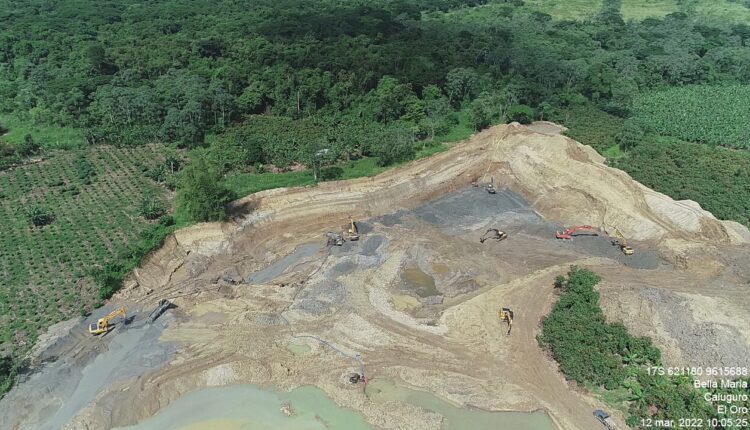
left=555, top=225, right=596, bottom=240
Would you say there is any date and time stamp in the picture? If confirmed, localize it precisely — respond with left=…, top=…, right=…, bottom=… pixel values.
left=637, top=367, right=749, bottom=428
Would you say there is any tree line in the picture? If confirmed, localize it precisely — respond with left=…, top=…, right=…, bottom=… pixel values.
left=2, top=0, right=750, bottom=149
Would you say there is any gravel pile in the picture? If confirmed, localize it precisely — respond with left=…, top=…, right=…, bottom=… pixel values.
left=640, top=288, right=750, bottom=369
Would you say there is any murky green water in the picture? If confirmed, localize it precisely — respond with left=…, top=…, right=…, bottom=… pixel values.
left=117, top=381, right=557, bottom=430
left=286, top=340, right=312, bottom=355
left=115, top=384, right=372, bottom=430
left=366, top=380, right=557, bottom=430
left=402, top=266, right=439, bottom=298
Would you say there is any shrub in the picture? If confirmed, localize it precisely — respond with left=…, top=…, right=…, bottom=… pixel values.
left=319, top=166, right=344, bottom=180
left=26, top=206, right=55, bottom=227
left=145, top=164, right=167, bottom=182
left=373, top=125, right=415, bottom=166
left=17, top=134, right=40, bottom=157
left=507, top=104, right=534, bottom=124
left=74, top=155, right=97, bottom=184
left=138, top=196, right=167, bottom=220
left=616, top=119, right=645, bottom=150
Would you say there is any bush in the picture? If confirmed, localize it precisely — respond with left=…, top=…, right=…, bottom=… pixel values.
left=145, top=164, right=167, bottom=182
left=616, top=119, right=645, bottom=150
left=0, top=354, right=19, bottom=399
left=373, top=125, right=415, bottom=166
left=319, top=166, right=344, bottom=180
left=539, top=267, right=748, bottom=427
left=74, top=155, right=97, bottom=185
left=615, top=136, right=750, bottom=227
left=26, top=206, right=55, bottom=227
left=17, top=134, right=40, bottom=157
left=138, top=196, right=167, bottom=220
left=507, top=104, right=534, bottom=124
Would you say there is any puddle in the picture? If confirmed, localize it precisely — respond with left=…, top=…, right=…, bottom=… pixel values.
left=401, top=266, right=439, bottom=298
left=366, top=379, right=556, bottom=430
left=115, top=384, right=373, bottom=430
left=286, top=340, right=312, bottom=356
left=431, top=262, right=450, bottom=276
left=246, top=243, right=321, bottom=284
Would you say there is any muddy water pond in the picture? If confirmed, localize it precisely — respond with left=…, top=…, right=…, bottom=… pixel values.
left=366, top=379, right=557, bottom=430
left=401, top=266, right=439, bottom=298
left=117, top=381, right=557, bottom=430
left=286, top=339, right=312, bottom=355
left=116, top=384, right=372, bottom=430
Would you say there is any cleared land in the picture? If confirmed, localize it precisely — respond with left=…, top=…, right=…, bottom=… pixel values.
left=1, top=123, right=748, bottom=430
left=0, top=145, right=170, bottom=355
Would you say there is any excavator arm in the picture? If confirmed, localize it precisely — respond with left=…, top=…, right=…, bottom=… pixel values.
left=500, top=308, right=514, bottom=335
left=613, top=228, right=634, bottom=255
left=347, top=216, right=360, bottom=241
left=555, top=225, right=595, bottom=240
left=89, top=307, right=126, bottom=335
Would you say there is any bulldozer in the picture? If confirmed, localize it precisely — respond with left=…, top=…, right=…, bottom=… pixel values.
left=480, top=228, right=508, bottom=243
left=346, top=216, right=359, bottom=241
left=555, top=225, right=596, bottom=240
left=611, top=228, right=634, bottom=255
left=89, top=307, right=126, bottom=335
left=499, top=307, right=514, bottom=335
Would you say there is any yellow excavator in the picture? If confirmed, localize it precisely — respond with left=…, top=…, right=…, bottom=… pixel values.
left=499, top=307, right=514, bottom=335
left=88, top=307, right=126, bottom=335
left=612, top=228, right=634, bottom=255
left=347, top=216, right=359, bottom=241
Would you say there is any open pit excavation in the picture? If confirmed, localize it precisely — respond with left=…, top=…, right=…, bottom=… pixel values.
left=1, top=123, right=749, bottom=430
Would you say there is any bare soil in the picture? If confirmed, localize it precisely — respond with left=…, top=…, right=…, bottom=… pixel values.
left=1, top=123, right=748, bottom=430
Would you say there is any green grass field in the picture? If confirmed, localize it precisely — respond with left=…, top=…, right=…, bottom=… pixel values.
left=693, top=0, right=750, bottom=24
left=506, top=0, right=680, bottom=21
left=516, top=0, right=750, bottom=22
left=0, top=114, right=86, bottom=150
left=0, top=145, right=170, bottom=353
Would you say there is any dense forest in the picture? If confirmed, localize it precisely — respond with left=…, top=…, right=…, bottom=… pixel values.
left=2, top=0, right=750, bottom=150
left=2, top=0, right=750, bottom=400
